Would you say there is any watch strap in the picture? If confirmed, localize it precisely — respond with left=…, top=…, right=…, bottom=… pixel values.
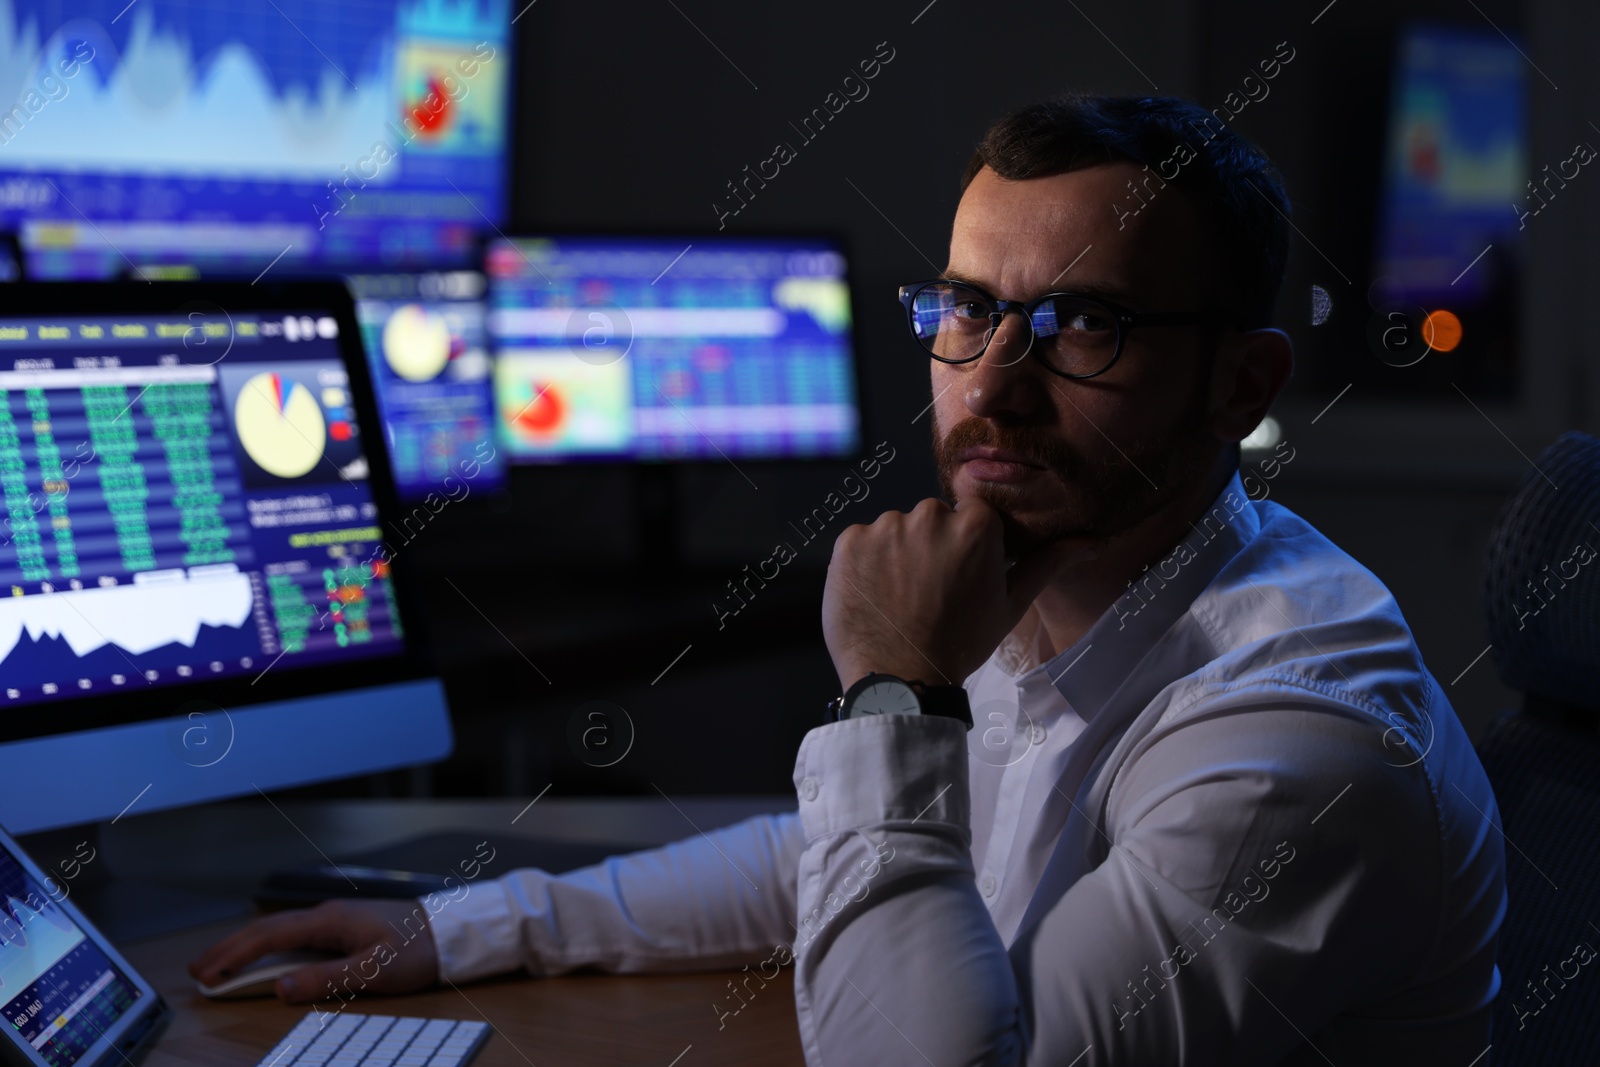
left=909, top=681, right=974, bottom=729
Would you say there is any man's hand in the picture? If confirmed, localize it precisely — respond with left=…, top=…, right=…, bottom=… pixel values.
left=822, top=496, right=1095, bottom=691
left=188, top=898, right=440, bottom=1005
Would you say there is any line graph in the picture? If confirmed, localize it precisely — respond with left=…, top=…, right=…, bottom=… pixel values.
left=0, top=572, right=254, bottom=668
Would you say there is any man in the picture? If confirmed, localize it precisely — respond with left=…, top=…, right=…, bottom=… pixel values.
left=193, top=95, right=1505, bottom=1064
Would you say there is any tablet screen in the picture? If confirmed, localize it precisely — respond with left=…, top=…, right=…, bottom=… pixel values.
left=0, top=848, right=143, bottom=1066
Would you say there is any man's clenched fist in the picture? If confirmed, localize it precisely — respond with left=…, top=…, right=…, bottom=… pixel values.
left=822, top=495, right=1095, bottom=692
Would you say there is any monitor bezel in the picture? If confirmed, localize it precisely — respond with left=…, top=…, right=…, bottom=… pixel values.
left=485, top=228, right=872, bottom=468
left=0, top=280, right=439, bottom=744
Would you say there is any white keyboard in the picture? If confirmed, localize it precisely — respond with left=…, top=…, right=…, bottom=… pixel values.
left=256, top=1012, right=491, bottom=1067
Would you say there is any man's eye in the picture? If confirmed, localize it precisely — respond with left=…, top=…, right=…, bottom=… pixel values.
left=1063, top=312, right=1113, bottom=332
left=952, top=301, right=989, bottom=320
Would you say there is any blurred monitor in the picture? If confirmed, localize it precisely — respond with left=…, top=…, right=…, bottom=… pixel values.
left=348, top=269, right=506, bottom=503
left=3, top=0, right=512, bottom=279
left=486, top=234, right=861, bottom=462
left=1367, top=22, right=1526, bottom=397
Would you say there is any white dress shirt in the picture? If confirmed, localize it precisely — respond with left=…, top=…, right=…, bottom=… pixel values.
left=428, top=469, right=1505, bottom=1065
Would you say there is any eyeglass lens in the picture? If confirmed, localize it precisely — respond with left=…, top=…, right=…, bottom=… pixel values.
left=909, top=281, right=1120, bottom=376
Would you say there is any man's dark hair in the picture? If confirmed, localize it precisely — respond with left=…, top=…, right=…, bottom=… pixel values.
left=961, top=94, right=1291, bottom=331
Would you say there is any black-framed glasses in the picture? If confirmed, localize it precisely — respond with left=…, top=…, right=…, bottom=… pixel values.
left=897, top=279, right=1235, bottom=379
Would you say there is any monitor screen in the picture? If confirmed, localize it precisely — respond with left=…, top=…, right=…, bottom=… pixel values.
left=1372, top=23, right=1526, bottom=306
left=348, top=270, right=505, bottom=502
left=4, top=0, right=511, bottom=279
left=0, top=288, right=413, bottom=713
left=1362, top=22, right=1526, bottom=398
left=486, top=235, right=861, bottom=462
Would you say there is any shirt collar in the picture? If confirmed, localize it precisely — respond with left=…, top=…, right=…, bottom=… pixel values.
left=1021, top=469, right=1260, bottom=719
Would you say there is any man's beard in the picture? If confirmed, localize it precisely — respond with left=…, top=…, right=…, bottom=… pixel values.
left=931, top=386, right=1214, bottom=558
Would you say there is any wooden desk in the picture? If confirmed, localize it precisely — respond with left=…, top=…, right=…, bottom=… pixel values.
left=124, top=920, right=806, bottom=1066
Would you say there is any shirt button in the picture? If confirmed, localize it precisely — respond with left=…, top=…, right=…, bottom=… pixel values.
left=1029, top=724, right=1047, bottom=745
left=799, top=776, right=820, bottom=801
left=980, top=874, right=998, bottom=897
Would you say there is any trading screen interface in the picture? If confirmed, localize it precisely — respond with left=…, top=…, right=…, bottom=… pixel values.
left=0, top=309, right=406, bottom=709
left=1372, top=24, right=1526, bottom=305
left=4, top=0, right=511, bottom=278
left=349, top=270, right=504, bottom=501
left=0, top=847, right=142, bottom=1067
left=487, top=236, right=861, bottom=461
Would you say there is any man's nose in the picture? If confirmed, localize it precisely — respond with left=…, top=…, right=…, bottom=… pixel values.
left=962, top=310, right=1046, bottom=420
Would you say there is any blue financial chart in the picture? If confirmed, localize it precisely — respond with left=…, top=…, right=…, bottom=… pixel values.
left=0, top=0, right=511, bottom=277
left=488, top=236, right=862, bottom=462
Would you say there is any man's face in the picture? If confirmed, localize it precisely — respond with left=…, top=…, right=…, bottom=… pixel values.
left=931, top=162, right=1223, bottom=557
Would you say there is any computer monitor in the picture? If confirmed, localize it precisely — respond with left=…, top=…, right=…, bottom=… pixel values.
left=347, top=269, right=506, bottom=503
left=1368, top=22, right=1526, bottom=397
left=0, top=282, right=451, bottom=835
left=486, top=234, right=862, bottom=462
left=3, top=0, right=512, bottom=279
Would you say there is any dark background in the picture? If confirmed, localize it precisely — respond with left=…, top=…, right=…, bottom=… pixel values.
left=302, top=0, right=1591, bottom=801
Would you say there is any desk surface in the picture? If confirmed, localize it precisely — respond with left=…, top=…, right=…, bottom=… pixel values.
left=87, top=798, right=807, bottom=1065
left=125, top=920, right=806, bottom=1067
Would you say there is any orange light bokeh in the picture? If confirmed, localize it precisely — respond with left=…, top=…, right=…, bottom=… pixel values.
left=1423, top=309, right=1463, bottom=353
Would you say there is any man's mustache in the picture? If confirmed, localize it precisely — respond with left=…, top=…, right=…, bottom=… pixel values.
left=935, top=418, right=1078, bottom=475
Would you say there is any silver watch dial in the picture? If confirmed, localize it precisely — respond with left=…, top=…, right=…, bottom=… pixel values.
left=848, top=678, right=920, bottom=718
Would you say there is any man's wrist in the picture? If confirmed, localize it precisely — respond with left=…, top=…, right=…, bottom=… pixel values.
left=835, top=662, right=934, bottom=693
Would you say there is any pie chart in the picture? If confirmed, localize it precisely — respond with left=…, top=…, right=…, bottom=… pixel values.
left=234, top=372, right=326, bottom=478
left=510, top=381, right=565, bottom=436
left=382, top=304, right=453, bottom=382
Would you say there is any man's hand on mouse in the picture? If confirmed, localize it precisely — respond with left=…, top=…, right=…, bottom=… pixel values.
left=822, top=495, right=1097, bottom=691
left=188, top=899, right=440, bottom=1004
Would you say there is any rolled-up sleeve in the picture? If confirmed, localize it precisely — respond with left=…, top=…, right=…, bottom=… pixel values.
left=789, top=705, right=1457, bottom=1065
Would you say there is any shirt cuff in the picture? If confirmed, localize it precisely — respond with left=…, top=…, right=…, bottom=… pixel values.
left=422, top=875, right=534, bottom=984
left=792, top=715, right=970, bottom=842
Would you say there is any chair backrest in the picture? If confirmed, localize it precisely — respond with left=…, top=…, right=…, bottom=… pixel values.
left=1476, top=430, right=1600, bottom=1065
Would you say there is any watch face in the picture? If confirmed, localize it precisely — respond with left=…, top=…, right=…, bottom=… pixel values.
left=848, top=678, right=920, bottom=718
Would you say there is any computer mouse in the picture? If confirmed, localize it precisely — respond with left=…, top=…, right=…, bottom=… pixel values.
left=196, top=949, right=343, bottom=999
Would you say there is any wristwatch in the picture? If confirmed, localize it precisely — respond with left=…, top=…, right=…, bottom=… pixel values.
left=826, top=672, right=973, bottom=730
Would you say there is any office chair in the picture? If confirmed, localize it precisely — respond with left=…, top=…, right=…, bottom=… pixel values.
left=1475, top=430, right=1600, bottom=1065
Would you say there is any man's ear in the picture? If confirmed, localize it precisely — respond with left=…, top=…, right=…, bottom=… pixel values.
left=1207, top=328, right=1293, bottom=443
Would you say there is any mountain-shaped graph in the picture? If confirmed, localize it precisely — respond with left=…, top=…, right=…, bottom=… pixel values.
left=0, top=0, right=508, bottom=176
left=0, top=573, right=253, bottom=667
left=0, top=892, right=84, bottom=994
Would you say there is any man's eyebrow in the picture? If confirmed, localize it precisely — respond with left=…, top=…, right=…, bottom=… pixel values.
left=1060, top=281, right=1142, bottom=305
left=939, top=269, right=1142, bottom=306
left=938, top=268, right=989, bottom=289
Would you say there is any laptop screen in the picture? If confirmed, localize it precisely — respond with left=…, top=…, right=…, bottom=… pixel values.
left=0, top=299, right=409, bottom=711
left=0, top=846, right=144, bottom=1066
